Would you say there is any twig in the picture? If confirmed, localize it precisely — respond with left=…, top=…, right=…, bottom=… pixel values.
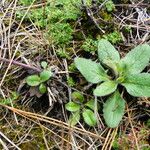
left=0, top=138, right=9, bottom=150
left=126, top=104, right=140, bottom=150
left=0, top=57, right=41, bottom=73
left=1, top=104, right=105, bottom=140
left=0, top=131, right=21, bottom=150
left=81, top=0, right=105, bottom=33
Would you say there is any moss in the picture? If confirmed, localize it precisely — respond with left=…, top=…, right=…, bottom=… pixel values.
left=101, top=11, right=113, bottom=21
left=81, top=38, right=97, bottom=53
left=17, top=0, right=81, bottom=46
left=0, top=122, right=55, bottom=149
left=102, top=31, right=122, bottom=44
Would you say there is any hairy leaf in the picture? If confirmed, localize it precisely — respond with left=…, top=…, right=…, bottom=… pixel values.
left=68, top=111, right=80, bottom=126
left=98, top=39, right=120, bottom=63
left=39, top=83, right=47, bottom=94
left=103, top=59, right=119, bottom=76
left=94, top=81, right=118, bottom=96
left=103, top=91, right=125, bottom=128
left=65, top=102, right=80, bottom=112
left=75, top=57, right=109, bottom=83
left=122, top=73, right=150, bottom=97
left=121, top=44, right=150, bottom=74
left=40, top=69, right=52, bottom=82
left=26, top=75, right=41, bottom=86
left=82, top=109, right=97, bottom=126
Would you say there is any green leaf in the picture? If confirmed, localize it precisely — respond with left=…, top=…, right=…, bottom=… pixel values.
left=121, top=44, right=150, bottom=74
left=94, top=81, right=118, bottom=96
left=39, top=83, right=47, bottom=94
left=68, top=111, right=80, bottom=126
left=82, top=109, right=97, bottom=126
left=103, top=59, right=119, bottom=76
left=103, top=91, right=125, bottom=128
left=26, top=75, right=41, bottom=86
left=71, top=91, right=84, bottom=103
left=85, top=99, right=96, bottom=111
left=40, top=69, right=52, bottom=82
left=41, top=61, right=48, bottom=69
left=74, top=57, right=109, bottom=83
left=98, top=39, right=120, bottom=64
left=122, top=73, right=150, bottom=97
left=65, top=102, right=81, bottom=112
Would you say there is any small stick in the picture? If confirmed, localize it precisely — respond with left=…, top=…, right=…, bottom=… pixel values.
left=0, top=57, right=41, bottom=73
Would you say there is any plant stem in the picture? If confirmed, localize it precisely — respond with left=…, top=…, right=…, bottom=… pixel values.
left=0, top=57, right=41, bottom=73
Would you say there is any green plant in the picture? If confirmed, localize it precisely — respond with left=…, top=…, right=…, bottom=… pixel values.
left=124, top=26, right=132, bottom=33
left=103, top=31, right=122, bottom=44
left=81, top=38, right=97, bottom=53
left=75, top=39, right=150, bottom=128
left=105, top=0, right=115, bottom=12
left=67, top=77, right=76, bottom=87
left=56, top=47, right=70, bottom=59
left=112, top=137, right=119, bottom=150
left=26, top=61, right=52, bottom=94
left=0, top=92, right=19, bottom=105
left=65, top=92, right=99, bottom=126
left=18, top=0, right=34, bottom=6
left=68, top=63, right=77, bottom=72
left=17, top=0, right=81, bottom=46
left=48, top=23, right=73, bottom=45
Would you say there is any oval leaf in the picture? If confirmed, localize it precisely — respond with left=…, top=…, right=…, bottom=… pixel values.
left=71, top=92, right=84, bottom=103
left=39, top=83, right=47, bottom=94
left=75, top=57, right=109, bottom=83
left=122, top=73, right=150, bottom=97
left=82, top=109, right=97, bottom=126
left=68, top=111, right=80, bottom=126
left=85, top=99, right=100, bottom=111
left=41, top=61, right=48, bottom=69
left=121, top=44, right=150, bottom=74
left=103, top=91, right=125, bottom=128
left=85, top=99, right=95, bottom=110
left=65, top=102, right=80, bottom=112
left=94, top=81, right=118, bottom=96
left=98, top=39, right=120, bottom=63
left=26, top=75, right=40, bottom=86
left=40, top=69, right=52, bottom=82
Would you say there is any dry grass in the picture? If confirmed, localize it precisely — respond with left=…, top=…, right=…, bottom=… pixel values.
left=0, top=0, right=150, bottom=149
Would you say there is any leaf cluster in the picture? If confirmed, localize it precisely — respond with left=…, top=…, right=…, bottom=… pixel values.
left=26, top=61, right=52, bottom=94
left=75, top=39, right=150, bottom=127
left=65, top=92, right=99, bottom=126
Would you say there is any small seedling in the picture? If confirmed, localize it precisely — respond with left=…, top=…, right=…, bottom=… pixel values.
left=65, top=92, right=99, bottom=127
left=26, top=61, right=52, bottom=94
left=75, top=39, right=150, bottom=128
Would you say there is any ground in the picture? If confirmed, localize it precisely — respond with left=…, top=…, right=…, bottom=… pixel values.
left=0, top=0, right=150, bottom=150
